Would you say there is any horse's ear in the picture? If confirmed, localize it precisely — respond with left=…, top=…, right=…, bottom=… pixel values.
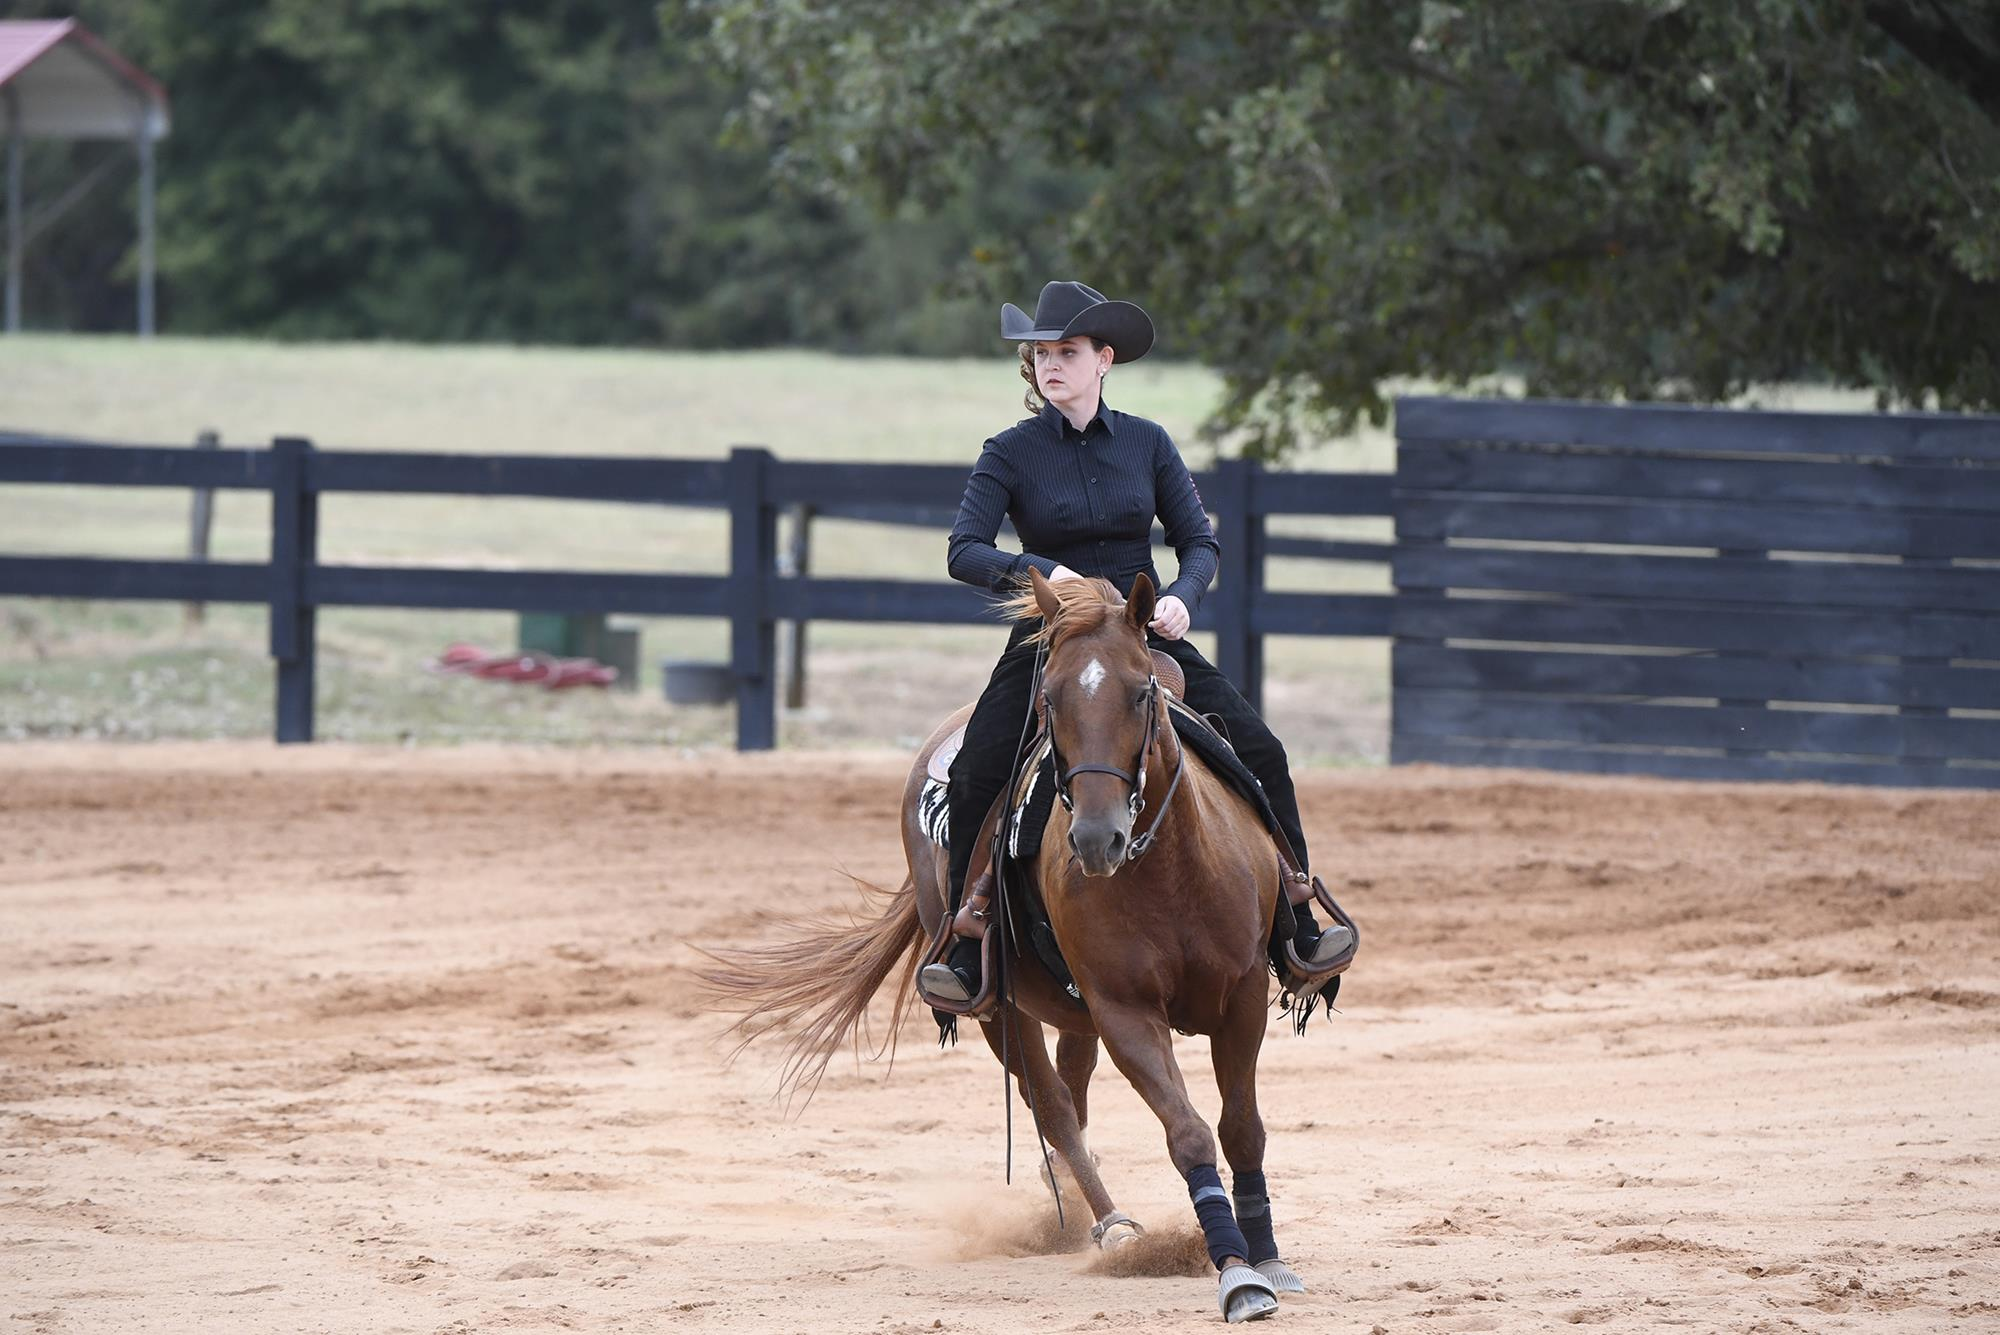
left=1125, top=571, right=1156, bottom=632
left=1030, top=567, right=1063, bottom=622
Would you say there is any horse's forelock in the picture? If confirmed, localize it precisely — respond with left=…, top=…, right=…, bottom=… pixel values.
left=998, top=576, right=1130, bottom=655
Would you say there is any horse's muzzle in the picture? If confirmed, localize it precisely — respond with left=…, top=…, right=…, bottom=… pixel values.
left=1068, top=816, right=1131, bottom=877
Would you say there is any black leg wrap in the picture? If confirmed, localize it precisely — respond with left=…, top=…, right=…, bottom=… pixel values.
left=1185, top=1163, right=1249, bottom=1270
left=1231, top=1169, right=1278, bottom=1264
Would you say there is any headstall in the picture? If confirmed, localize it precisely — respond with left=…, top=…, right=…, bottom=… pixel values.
left=1041, top=672, right=1188, bottom=863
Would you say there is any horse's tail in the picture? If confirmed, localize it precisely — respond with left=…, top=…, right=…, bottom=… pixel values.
left=695, top=871, right=927, bottom=1109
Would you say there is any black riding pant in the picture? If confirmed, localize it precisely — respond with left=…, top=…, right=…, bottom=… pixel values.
left=944, top=620, right=1310, bottom=907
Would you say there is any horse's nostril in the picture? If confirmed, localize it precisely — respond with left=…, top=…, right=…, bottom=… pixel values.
left=1106, top=830, right=1126, bottom=858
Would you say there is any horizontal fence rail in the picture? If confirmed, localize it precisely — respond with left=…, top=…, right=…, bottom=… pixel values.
left=1391, top=396, right=2000, bottom=789
left=0, top=434, right=1392, bottom=747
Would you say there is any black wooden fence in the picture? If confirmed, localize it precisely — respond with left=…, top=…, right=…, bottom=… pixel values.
left=1390, top=397, right=2000, bottom=789
left=0, top=437, right=1393, bottom=748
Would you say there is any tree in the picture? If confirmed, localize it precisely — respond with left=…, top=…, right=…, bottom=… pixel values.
left=709, top=0, right=2000, bottom=455
left=15, top=0, right=1086, bottom=353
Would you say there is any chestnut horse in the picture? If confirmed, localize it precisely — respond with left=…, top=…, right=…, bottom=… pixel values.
left=704, top=571, right=1302, bottom=1322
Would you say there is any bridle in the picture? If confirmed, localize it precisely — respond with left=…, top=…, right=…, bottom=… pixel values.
left=1042, top=668, right=1188, bottom=863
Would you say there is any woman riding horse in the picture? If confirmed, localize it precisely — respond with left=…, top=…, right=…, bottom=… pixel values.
left=704, top=282, right=1357, bottom=1322
left=921, top=280, right=1353, bottom=1007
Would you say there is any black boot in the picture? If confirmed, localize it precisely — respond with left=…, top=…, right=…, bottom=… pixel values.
left=923, top=936, right=982, bottom=1004
left=1272, top=885, right=1354, bottom=980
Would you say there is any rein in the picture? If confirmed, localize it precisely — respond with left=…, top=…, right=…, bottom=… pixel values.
left=1042, top=671, right=1188, bottom=864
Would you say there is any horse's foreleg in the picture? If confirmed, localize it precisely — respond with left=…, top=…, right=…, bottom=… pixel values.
left=1211, top=980, right=1304, bottom=1295
left=1093, top=1003, right=1278, bottom=1319
left=978, top=1013, right=1120, bottom=1234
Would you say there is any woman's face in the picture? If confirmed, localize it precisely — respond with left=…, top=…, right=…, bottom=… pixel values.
left=1033, top=337, right=1113, bottom=410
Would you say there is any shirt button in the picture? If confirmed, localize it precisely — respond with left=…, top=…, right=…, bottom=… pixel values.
left=1090, top=477, right=1098, bottom=484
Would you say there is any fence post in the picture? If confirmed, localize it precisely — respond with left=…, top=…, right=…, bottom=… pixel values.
left=1212, top=456, right=1265, bottom=711
left=729, top=446, right=778, bottom=750
left=184, top=428, right=219, bottom=628
left=269, top=436, right=317, bottom=744
left=783, top=502, right=814, bottom=710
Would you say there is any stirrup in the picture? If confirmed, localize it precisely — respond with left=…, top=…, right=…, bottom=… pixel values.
left=1277, top=875, right=1359, bottom=987
left=917, top=931, right=1000, bottom=1018
left=919, top=961, right=976, bottom=1004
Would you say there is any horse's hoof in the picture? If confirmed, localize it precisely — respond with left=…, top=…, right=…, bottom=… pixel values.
left=1218, top=1264, right=1279, bottom=1323
left=1090, top=1209, right=1143, bottom=1250
left=1254, top=1258, right=1306, bottom=1294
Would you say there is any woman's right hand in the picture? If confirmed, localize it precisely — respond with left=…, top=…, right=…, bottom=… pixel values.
left=1048, top=565, right=1081, bottom=584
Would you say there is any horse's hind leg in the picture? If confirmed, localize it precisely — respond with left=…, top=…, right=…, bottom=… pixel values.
left=1055, top=1032, right=1100, bottom=1162
left=1211, top=980, right=1304, bottom=1295
left=978, top=1014, right=1121, bottom=1238
left=1092, top=1002, right=1278, bottom=1321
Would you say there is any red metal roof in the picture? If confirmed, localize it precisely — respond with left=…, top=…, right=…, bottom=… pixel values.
left=0, top=18, right=169, bottom=109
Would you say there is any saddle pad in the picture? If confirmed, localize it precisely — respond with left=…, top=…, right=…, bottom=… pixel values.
left=926, top=726, right=965, bottom=785
left=918, top=733, right=1057, bottom=852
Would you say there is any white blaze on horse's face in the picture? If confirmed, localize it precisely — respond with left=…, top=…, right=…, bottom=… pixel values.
left=1079, top=658, right=1107, bottom=697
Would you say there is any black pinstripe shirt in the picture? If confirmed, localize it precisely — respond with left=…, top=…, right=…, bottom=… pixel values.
left=946, top=400, right=1220, bottom=610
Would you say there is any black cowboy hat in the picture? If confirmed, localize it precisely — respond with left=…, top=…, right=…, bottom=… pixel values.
left=1000, top=281, right=1155, bottom=363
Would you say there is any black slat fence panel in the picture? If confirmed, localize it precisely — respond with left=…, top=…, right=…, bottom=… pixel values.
left=1396, top=688, right=2000, bottom=762
left=1391, top=738, right=1996, bottom=789
left=1252, top=472, right=1395, bottom=516
left=3, top=433, right=1398, bottom=745
left=0, top=555, right=268, bottom=602
left=1392, top=594, right=2000, bottom=661
left=769, top=461, right=972, bottom=509
left=1394, top=643, right=2000, bottom=712
left=308, top=565, right=732, bottom=617
left=1400, top=443, right=2000, bottom=516
left=1391, top=397, right=2000, bottom=789
left=311, top=451, right=730, bottom=503
left=1396, top=396, right=2000, bottom=462
left=1396, top=495, right=2000, bottom=560
left=0, top=441, right=273, bottom=488
left=1254, top=592, right=1396, bottom=637
left=1394, top=546, right=2000, bottom=614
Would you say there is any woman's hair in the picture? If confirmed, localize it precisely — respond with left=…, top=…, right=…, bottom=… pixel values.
left=1018, top=337, right=1109, bottom=412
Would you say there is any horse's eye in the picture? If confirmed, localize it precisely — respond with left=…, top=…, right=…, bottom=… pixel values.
left=1134, top=691, right=1150, bottom=709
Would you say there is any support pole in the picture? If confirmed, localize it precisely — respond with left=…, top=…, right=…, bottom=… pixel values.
left=6, top=89, right=21, bottom=334
left=1212, top=456, right=1266, bottom=712
left=270, top=437, right=318, bottom=744
left=728, top=446, right=778, bottom=750
left=184, top=429, right=219, bottom=628
left=783, top=502, right=814, bottom=709
left=135, top=118, right=155, bottom=337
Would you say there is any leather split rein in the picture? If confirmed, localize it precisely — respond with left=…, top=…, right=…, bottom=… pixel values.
left=1042, top=672, right=1189, bottom=864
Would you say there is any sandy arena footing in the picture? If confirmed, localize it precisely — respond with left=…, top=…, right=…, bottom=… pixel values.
left=3, top=742, right=1997, bottom=1333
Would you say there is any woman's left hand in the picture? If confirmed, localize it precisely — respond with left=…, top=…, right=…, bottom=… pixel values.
left=1150, top=594, right=1190, bottom=640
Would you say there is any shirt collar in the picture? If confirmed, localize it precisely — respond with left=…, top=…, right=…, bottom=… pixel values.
left=1041, top=397, right=1113, bottom=440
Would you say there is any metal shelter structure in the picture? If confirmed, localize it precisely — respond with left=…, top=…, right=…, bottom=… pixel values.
left=0, top=19, right=169, bottom=336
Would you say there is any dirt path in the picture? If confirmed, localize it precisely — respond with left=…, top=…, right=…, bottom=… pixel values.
left=3, top=743, right=1996, bottom=1333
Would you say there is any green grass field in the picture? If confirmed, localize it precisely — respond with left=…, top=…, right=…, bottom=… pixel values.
left=0, top=336, right=1875, bottom=756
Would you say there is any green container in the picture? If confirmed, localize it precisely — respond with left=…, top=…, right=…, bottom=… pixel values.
left=517, top=613, right=640, bottom=692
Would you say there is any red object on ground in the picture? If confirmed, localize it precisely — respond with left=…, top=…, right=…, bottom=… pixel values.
left=427, top=643, right=618, bottom=690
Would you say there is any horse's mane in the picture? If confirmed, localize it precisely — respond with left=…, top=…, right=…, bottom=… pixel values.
left=997, top=577, right=1131, bottom=654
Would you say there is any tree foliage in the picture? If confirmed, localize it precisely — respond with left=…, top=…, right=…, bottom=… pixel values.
left=15, top=0, right=1081, bottom=353
left=712, top=0, right=2000, bottom=454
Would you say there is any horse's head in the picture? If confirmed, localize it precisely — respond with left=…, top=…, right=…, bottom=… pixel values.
left=1017, top=568, right=1165, bottom=877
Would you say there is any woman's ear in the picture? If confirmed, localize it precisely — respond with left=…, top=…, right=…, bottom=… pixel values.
left=1031, top=567, right=1063, bottom=622
left=1125, top=572, right=1156, bottom=631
